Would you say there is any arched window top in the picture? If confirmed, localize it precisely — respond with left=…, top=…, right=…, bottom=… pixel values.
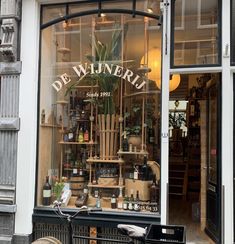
left=41, top=0, right=161, bottom=29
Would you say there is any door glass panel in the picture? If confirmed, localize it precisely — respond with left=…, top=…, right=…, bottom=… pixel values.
left=208, top=84, right=217, bottom=184
left=172, top=0, right=220, bottom=66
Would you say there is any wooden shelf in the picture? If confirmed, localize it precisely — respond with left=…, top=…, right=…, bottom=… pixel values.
left=59, top=141, right=96, bottom=145
left=123, top=90, right=160, bottom=98
left=87, top=158, right=124, bottom=164
left=40, top=123, right=61, bottom=128
left=87, top=184, right=124, bottom=189
left=56, top=100, right=68, bottom=105
left=117, top=150, right=148, bottom=155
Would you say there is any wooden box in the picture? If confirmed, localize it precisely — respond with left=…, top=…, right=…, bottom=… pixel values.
left=98, top=177, right=118, bottom=186
left=125, top=179, right=151, bottom=201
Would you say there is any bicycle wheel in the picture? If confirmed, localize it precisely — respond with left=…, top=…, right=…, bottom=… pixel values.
left=32, top=236, right=62, bottom=244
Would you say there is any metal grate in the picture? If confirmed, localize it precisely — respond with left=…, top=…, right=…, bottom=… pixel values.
left=97, top=227, right=142, bottom=244
left=33, top=223, right=89, bottom=244
left=33, top=223, right=143, bottom=243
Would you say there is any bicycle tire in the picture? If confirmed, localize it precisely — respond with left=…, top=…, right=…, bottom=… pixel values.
left=32, top=236, right=62, bottom=244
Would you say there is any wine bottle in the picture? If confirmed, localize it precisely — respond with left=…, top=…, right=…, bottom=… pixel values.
left=133, top=165, right=139, bottom=180
left=122, top=131, right=129, bottom=151
left=42, top=176, right=51, bottom=206
left=72, top=164, right=79, bottom=177
left=95, top=190, right=101, bottom=208
left=128, top=193, right=134, bottom=211
left=141, top=156, right=149, bottom=181
left=148, top=126, right=155, bottom=144
left=123, top=195, right=128, bottom=210
left=117, top=187, right=123, bottom=209
left=134, top=190, right=141, bottom=212
left=78, top=127, right=84, bottom=142
left=68, top=124, right=75, bottom=142
left=70, top=91, right=74, bottom=110
left=84, top=129, right=89, bottom=142
left=150, top=175, right=159, bottom=203
left=111, top=194, right=117, bottom=209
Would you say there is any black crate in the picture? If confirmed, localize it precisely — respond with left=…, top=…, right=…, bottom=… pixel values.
left=145, top=224, right=186, bottom=244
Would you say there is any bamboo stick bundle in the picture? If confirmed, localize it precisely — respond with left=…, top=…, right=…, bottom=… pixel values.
left=98, top=115, right=103, bottom=158
left=106, top=114, right=110, bottom=159
left=101, top=114, right=106, bottom=159
left=113, top=115, right=118, bottom=157
left=110, top=114, right=115, bottom=159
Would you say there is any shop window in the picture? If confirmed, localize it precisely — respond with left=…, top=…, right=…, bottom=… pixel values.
left=38, top=3, right=162, bottom=216
left=171, top=0, right=220, bottom=67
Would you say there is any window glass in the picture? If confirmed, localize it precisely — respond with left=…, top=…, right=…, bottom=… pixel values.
left=38, top=5, right=162, bottom=215
left=41, top=5, right=66, bottom=25
left=172, top=0, right=220, bottom=66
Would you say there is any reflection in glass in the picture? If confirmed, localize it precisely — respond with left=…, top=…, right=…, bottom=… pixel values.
left=208, top=84, right=217, bottom=184
left=172, top=0, right=219, bottom=66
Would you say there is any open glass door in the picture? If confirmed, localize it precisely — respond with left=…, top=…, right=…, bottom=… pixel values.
left=206, top=79, right=221, bottom=243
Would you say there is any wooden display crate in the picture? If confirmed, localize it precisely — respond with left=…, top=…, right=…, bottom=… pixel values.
left=125, top=179, right=152, bottom=201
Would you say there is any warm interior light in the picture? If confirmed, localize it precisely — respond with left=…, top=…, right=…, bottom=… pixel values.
left=156, top=74, right=181, bottom=92
left=140, top=48, right=180, bottom=92
left=100, top=13, right=106, bottom=17
left=147, top=7, right=153, bottom=13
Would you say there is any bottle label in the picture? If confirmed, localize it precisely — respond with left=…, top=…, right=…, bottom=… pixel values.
left=128, top=203, right=133, bottom=210
left=78, top=134, right=84, bottom=142
left=133, top=171, right=138, bottom=180
left=118, top=202, right=123, bottom=209
left=111, top=198, right=116, bottom=203
left=43, top=189, right=51, bottom=198
left=68, top=132, right=73, bottom=140
left=96, top=199, right=101, bottom=208
left=134, top=203, right=140, bottom=211
left=84, top=132, right=89, bottom=142
left=123, top=202, right=127, bottom=209
left=149, top=136, right=154, bottom=143
left=73, top=168, right=78, bottom=174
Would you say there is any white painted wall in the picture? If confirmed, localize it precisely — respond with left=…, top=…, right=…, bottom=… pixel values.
left=15, top=0, right=40, bottom=235
left=160, top=0, right=170, bottom=225
left=221, top=0, right=234, bottom=243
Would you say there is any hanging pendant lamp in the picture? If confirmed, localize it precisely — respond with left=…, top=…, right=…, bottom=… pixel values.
left=140, top=47, right=180, bottom=92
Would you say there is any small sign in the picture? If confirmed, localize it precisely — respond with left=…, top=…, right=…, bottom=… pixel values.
left=86, top=91, right=111, bottom=98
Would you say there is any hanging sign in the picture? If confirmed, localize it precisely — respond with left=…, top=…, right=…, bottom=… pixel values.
left=52, top=63, right=146, bottom=92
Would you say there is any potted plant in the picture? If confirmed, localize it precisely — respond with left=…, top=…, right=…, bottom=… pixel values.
left=124, top=105, right=142, bottom=147
left=66, top=29, right=126, bottom=159
left=169, top=112, right=186, bottom=140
